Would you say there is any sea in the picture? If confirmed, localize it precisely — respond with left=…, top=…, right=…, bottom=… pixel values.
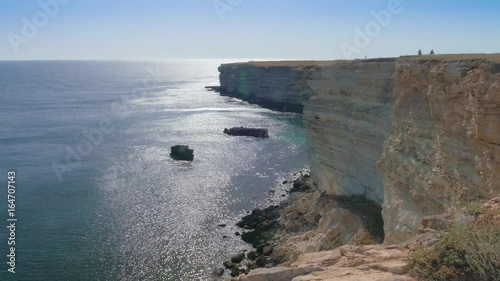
left=0, top=60, right=308, bottom=281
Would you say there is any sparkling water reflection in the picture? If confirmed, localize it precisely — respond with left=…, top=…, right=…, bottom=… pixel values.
left=0, top=60, right=308, bottom=281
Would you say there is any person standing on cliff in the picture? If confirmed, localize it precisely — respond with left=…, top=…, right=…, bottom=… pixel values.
left=418, top=49, right=422, bottom=56
left=430, top=49, right=435, bottom=55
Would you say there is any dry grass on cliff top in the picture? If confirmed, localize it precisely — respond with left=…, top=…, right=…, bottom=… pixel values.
left=224, top=53, right=500, bottom=67
left=223, top=60, right=345, bottom=67
left=402, top=53, right=500, bottom=63
left=409, top=199, right=500, bottom=281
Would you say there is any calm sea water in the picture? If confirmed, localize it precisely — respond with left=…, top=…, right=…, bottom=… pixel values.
left=0, top=60, right=308, bottom=281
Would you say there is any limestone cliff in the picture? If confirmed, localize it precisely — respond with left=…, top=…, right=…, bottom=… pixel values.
left=379, top=56, right=500, bottom=243
left=218, top=54, right=500, bottom=247
left=218, top=61, right=325, bottom=113
left=304, top=59, right=396, bottom=205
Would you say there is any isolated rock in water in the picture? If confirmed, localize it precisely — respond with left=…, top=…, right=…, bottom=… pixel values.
left=231, top=252, right=246, bottom=263
left=223, top=261, right=237, bottom=269
left=205, top=85, right=221, bottom=92
left=223, top=127, right=269, bottom=138
left=170, top=145, right=194, bottom=161
left=212, top=267, right=224, bottom=277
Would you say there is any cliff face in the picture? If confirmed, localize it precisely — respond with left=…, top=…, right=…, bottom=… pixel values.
left=218, top=62, right=321, bottom=113
left=304, top=60, right=396, bottom=205
left=379, top=58, right=500, bottom=243
left=218, top=55, right=500, bottom=244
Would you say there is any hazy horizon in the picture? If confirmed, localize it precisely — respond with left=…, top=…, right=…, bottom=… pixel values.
left=1, top=0, right=499, bottom=61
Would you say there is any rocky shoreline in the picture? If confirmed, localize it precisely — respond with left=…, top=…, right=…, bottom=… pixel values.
left=217, top=191, right=500, bottom=281
left=213, top=169, right=313, bottom=279
left=215, top=168, right=388, bottom=280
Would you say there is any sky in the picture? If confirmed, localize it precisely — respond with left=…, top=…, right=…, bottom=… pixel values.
left=0, top=0, right=499, bottom=60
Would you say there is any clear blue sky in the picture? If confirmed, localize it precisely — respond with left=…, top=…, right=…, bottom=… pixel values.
left=1, top=0, right=499, bottom=60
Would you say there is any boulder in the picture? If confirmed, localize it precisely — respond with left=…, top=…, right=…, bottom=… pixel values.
left=224, top=261, right=237, bottom=269
left=213, top=268, right=225, bottom=277
left=223, top=127, right=269, bottom=138
left=231, top=252, right=246, bottom=263
left=262, top=246, right=273, bottom=256
left=247, top=251, right=257, bottom=260
left=205, top=86, right=221, bottom=92
left=170, top=145, right=194, bottom=161
left=231, top=267, right=245, bottom=277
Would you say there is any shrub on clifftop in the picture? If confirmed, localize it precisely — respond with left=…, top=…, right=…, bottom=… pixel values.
left=408, top=199, right=500, bottom=281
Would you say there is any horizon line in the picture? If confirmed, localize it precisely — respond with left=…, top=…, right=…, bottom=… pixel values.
left=1, top=53, right=499, bottom=62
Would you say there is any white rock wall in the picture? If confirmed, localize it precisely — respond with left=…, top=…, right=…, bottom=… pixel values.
left=304, top=60, right=396, bottom=204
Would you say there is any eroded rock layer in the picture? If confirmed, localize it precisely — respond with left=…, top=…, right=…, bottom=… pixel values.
left=218, top=55, right=500, bottom=246
left=218, top=62, right=322, bottom=112
left=379, top=57, right=500, bottom=243
left=304, top=60, right=396, bottom=205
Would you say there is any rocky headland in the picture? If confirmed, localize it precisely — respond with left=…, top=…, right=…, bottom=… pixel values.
left=216, top=54, right=500, bottom=280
